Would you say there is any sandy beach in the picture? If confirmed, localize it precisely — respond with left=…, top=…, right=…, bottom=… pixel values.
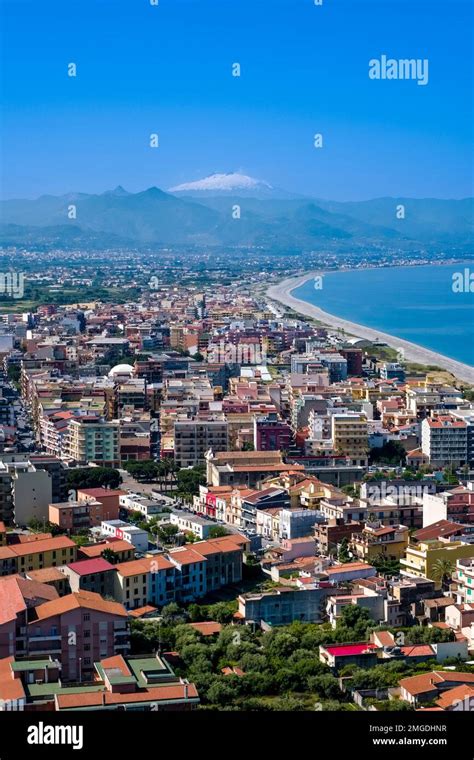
left=267, top=271, right=474, bottom=385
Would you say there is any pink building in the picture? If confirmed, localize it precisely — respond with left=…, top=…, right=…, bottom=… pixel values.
left=0, top=576, right=129, bottom=682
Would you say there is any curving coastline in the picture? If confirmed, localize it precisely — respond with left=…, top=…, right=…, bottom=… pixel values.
left=267, top=271, right=474, bottom=385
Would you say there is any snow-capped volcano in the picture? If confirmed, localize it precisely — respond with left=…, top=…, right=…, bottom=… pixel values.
left=167, top=172, right=305, bottom=199
left=169, top=172, right=273, bottom=194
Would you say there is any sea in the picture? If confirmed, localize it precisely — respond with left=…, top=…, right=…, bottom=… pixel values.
left=291, top=263, right=474, bottom=367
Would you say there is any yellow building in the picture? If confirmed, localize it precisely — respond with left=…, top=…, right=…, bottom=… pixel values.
left=400, top=540, right=474, bottom=590
left=9, top=535, right=77, bottom=574
left=352, top=524, right=409, bottom=562
left=331, top=414, right=369, bottom=466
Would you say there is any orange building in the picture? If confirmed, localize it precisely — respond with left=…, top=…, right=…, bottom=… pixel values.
left=77, top=488, right=124, bottom=522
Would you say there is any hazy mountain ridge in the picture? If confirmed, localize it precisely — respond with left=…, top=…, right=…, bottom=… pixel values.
left=1, top=176, right=472, bottom=249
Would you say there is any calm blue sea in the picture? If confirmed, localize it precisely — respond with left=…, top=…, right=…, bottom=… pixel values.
left=292, top=264, right=474, bottom=367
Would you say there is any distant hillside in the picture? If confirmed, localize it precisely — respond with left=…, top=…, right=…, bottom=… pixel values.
left=1, top=182, right=472, bottom=249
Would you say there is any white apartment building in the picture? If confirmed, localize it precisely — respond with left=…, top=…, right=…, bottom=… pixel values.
left=100, top=519, right=148, bottom=552
left=421, top=416, right=467, bottom=467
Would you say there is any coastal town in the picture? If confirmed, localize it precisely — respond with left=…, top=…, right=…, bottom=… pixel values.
left=0, top=262, right=473, bottom=715
left=0, top=1, right=473, bottom=752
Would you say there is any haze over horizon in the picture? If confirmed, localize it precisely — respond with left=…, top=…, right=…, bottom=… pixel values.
left=1, top=0, right=472, bottom=201
left=3, top=172, right=474, bottom=204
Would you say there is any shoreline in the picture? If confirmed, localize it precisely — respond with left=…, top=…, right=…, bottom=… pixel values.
left=266, top=271, right=474, bottom=385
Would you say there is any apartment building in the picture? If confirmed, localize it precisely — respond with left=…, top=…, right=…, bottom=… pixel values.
left=331, top=413, right=369, bottom=466
left=77, top=539, right=134, bottom=564
left=451, top=409, right=474, bottom=465
left=326, top=589, right=385, bottom=628
left=28, top=591, right=129, bottom=681
left=3, top=535, right=77, bottom=575
left=314, top=518, right=364, bottom=555
left=422, top=483, right=474, bottom=527
left=421, top=416, right=468, bottom=467
left=0, top=462, right=13, bottom=525
left=192, top=535, right=247, bottom=592
left=101, top=520, right=148, bottom=552
left=13, top=462, right=53, bottom=526
left=114, top=556, right=176, bottom=610
left=0, top=576, right=129, bottom=681
left=169, top=511, right=215, bottom=539
left=400, top=539, right=474, bottom=589
left=206, top=450, right=304, bottom=488
left=68, top=417, right=120, bottom=467
left=77, top=487, right=123, bottom=521
left=238, top=586, right=334, bottom=626
left=0, top=653, right=199, bottom=712
left=0, top=575, right=60, bottom=659
left=49, top=500, right=102, bottom=533
left=174, top=417, right=228, bottom=468
left=114, top=535, right=245, bottom=609
left=454, top=557, right=474, bottom=605
left=253, top=412, right=292, bottom=452
left=61, top=558, right=117, bottom=596
left=380, top=362, right=405, bottom=382
left=0, top=460, right=53, bottom=526
left=351, top=523, right=409, bottom=562
left=168, top=547, right=207, bottom=603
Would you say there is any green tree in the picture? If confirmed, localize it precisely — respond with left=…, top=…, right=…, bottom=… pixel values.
left=208, top=601, right=237, bottom=624
left=430, top=558, right=455, bottom=590
left=161, top=603, right=187, bottom=624
left=208, top=525, right=229, bottom=539
left=369, top=441, right=406, bottom=466
left=338, top=537, right=351, bottom=563
left=156, top=523, right=179, bottom=544
left=67, top=467, right=122, bottom=490
left=102, top=548, right=119, bottom=564
left=176, top=465, right=206, bottom=497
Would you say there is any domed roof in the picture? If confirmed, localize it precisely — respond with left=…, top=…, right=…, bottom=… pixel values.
left=108, top=363, right=134, bottom=377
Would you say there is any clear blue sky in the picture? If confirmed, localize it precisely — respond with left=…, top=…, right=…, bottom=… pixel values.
left=1, top=0, right=472, bottom=200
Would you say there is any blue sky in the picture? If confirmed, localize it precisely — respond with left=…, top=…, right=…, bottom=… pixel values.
left=1, top=0, right=472, bottom=200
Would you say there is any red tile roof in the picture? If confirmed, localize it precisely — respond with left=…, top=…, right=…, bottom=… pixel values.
left=116, top=555, right=174, bottom=577
left=188, top=621, right=222, bottom=636
left=67, top=558, right=115, bottom=576
left=32, top=590, right=127, bottom=621
left=8, top=535, right=75, bottom=557
left=400, top=670, right=474, bottom=696
left=0, top=657, right=26, bottom=703
left=414, top=520, right=465, bottom=542
left=168, top=547, right=207, bottom=566
left=78, top=540, right=133, bottom=558
left=56, top=682, right=198, bottom=709
left=400, top=645, right=435, bottom=658
left=436, top=684, right=474, bottom=710
left=128, top=605, right=158, bottom=618
left=0, top=577, right=27, bottom=625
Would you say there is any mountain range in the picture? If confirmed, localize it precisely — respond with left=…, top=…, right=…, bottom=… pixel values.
left=1, top=173, right=472, bottom=249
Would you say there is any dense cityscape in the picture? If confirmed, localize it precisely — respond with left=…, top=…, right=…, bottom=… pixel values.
left=1, top=0, right=472, bottom=753
left=0, top=251, right=473, bottom=716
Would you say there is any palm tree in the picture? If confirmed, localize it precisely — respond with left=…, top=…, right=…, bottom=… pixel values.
left=430, top=558, right=455, bottom=590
